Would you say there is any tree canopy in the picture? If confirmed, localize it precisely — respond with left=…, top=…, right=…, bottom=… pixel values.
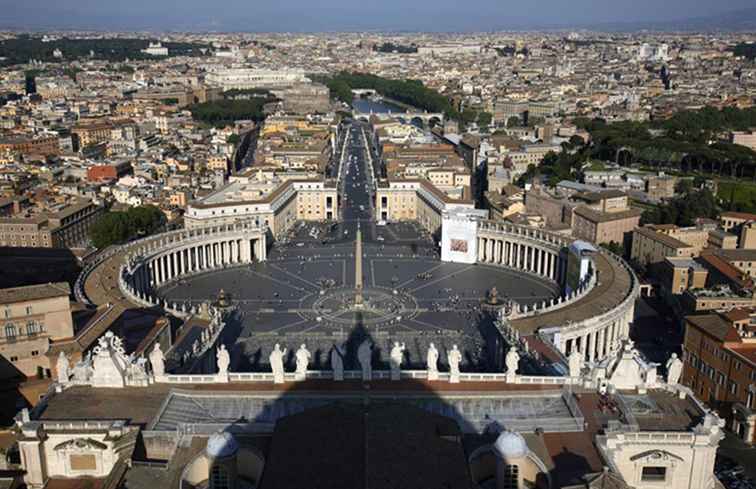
left=640, top=188, right=719, bottom=227
left=314, top=71, right=460, bottom=119
left=0, top=35, right=209, bottom=67
left=575, top=107, right=756, bottom=177
left=89, top=205, right=165, bottom=249
left=188, top=95, right=274, bottom=127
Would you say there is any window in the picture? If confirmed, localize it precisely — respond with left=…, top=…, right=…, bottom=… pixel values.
left=502, top=464, right=519, bottom=489
left=210, top=464, right=229, bottom=489
left=642, top=467, right=667, bottom=482
left=26, top=321, right=40, bottom=335
left=4, top=323, right=16, bottom=338
left=730, top=382, right=738, bottom=395
left=25, top=306, right=32, bottom=315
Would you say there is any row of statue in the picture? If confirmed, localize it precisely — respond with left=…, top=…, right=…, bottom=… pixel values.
left=262, top=340, right=468, bottom=383
left=55, top=331, right=686, bottom=392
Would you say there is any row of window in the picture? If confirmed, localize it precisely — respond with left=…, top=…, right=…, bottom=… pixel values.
left=7, top=350, right=40, bottom=362
left=4, top=306, right=35, bottom=318
left=3, top=321, right=44, bottom=339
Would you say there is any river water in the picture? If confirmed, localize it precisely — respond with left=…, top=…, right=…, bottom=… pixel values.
left=352, top=97, right=407, bottom=114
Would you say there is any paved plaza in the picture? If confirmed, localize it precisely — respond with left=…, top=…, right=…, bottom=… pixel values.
left=159, top=225, right=559, bottom=371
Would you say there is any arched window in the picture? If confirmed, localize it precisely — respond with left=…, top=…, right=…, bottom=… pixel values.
left=26, top=321, right=40, bottom=335
left=210, top=464, right=229, bottom=489
left=503, top=464, right=519, bottom=489
left=4, top=323, right=17, bottom=339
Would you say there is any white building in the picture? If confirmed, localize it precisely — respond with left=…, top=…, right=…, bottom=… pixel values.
left=141, top=42, right=169, bottom=57
left=205, top=68, right=308, bottom=91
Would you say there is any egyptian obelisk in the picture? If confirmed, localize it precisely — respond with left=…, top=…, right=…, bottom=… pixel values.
left=354, top=222, right=364, bottom=308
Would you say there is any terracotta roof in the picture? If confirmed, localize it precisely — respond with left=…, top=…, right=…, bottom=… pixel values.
left=685, top=314, right=742, bottom=343
left=0, top=282, right=70, bottom=305
left=634, top=227, right=693, bottom=250
left=721, top=211, right=756, bottom=221
left=573, top=206, right=642, bottom=224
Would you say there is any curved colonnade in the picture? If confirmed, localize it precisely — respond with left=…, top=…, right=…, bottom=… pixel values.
left=77, top=218, right=638, bottom=367
left=118, top=221, right=267, bottom=317
left=475, top=221, right=639, bottom=364
left=75, top=221, right=267, bottom=317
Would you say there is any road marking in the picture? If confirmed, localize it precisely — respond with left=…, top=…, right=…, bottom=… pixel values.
left=408, top=265, right=475, bottom=293
left=268, top=263, right=321, bottom=290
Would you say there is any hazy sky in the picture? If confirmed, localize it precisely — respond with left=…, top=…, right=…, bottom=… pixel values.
left=1, top=0, right=754, bottom=31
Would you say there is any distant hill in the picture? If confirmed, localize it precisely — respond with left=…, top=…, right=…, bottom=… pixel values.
left=588, top=7, right=756, bottom=32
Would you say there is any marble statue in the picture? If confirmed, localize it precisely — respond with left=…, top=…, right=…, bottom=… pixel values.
left=427, top=343, right=439, bottom=381
left=389, top=342, right=406, bottom=380
left=505, top=347, right=520, bottom=377
left=357, top=339, right=372, bottom=381
left=270, top=344, right=287, bottom=384
left=666, top=353, right=683, bottom=386
left=128, top=357, right=150, bottom=386
left=90, top=332, right=129, bottom=388
left=149, top=343, right=165, bottom=378
left=72, top=358, right=92, bottom=383
left=568, top=348, right=583, bottom=378
left=448, top=344, right=462, bottom=383
left=331, top=343, right=344, bottom=381
left=56, top=351, right=69, bottom=384
left=645, top=364, right=659, bottom=387
left=295, top=344, right=311, bottom=378
left=217, top=345, right=230, bottom=377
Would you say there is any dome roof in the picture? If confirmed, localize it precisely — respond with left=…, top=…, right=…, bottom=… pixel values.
left=206, top=431, right=239, bottom=458
left=493, top=431, right=528, bottom=459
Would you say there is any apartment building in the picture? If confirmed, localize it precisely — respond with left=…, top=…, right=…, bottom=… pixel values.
left=631, top=227, right=696, bottom=266
left=0, top=282, right=73, bottom=378
left=682, top=312, right=756, bottom=444
left=375, top=180, right=474, bottom=235
left=0, top=199, right=105, bottom=249
left=730, top=130, right=756, bottom=151
left=0, top=135, right=60, bottom=157
left=720, top=211, right=756, bottom=232
left=184, top=179, right=337, bottom=237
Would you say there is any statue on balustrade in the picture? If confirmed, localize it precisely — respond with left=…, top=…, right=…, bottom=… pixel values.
left=270, top=343, right=287, bottom=384
left=217, top=344, right=230, bottom=375
left=505, top=347, right=520, bottom=376
left=358, top=339, right=373, bottom=381
left=426, top=343, right=439, bottom=380
left=149, top=343, right=165, bottom=378
left=568, top=348, right=583, bottom=378
left=295, top=344, right=311, bottom=377
left=56, top=351, right=70, bottom=384
left=389, top=342, right=406, bottom=380
left=331, top=343, right=344, bottom=381
left=666, top=353, right=683, bottom=386
left=447, top=344, right=462, bottom=383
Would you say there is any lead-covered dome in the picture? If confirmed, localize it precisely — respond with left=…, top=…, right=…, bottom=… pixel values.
left=493, top=430, right=528, bottom=459
left=206, top=431, right=239, bottom=458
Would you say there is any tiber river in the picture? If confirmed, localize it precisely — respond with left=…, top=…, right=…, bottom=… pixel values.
left=352, top=97, right=407, bottom=114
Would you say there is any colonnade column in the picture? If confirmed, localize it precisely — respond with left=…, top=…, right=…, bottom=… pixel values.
left=588, top=331, right=596, bottom=363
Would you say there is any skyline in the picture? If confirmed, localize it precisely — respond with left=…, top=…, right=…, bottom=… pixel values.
left=1, top=0, right=756, bottom=32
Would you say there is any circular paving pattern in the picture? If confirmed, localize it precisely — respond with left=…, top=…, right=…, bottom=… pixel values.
left=298, top=286, right=420, bottom=327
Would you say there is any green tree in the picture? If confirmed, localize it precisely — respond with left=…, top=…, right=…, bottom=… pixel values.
left=477, top=111, right=493, bottom=128
left=89, top=205, right=165, bottom=249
